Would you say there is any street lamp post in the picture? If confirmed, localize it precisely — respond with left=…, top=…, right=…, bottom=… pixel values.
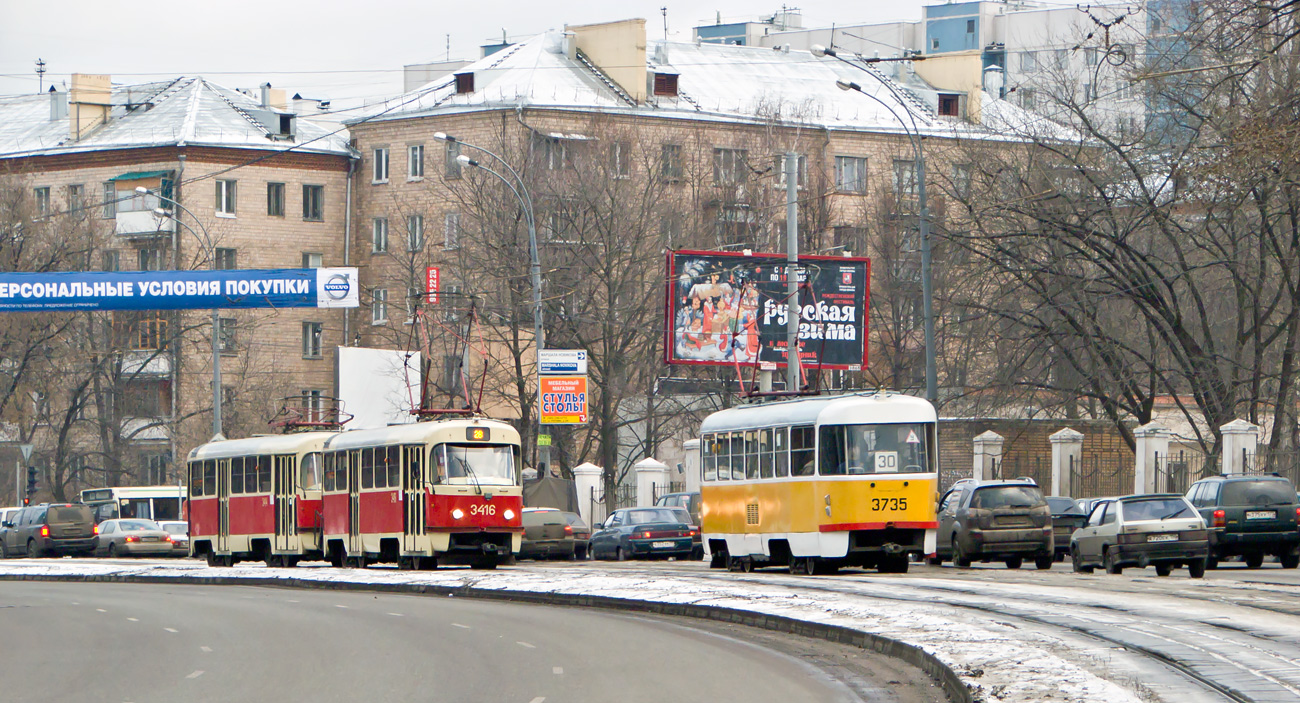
left=138, top=187, right=224, bottom=440
left=812, top=45, right=938, bottom=404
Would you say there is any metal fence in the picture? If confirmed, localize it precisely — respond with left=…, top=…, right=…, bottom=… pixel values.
left=1153, top=450, right=1215, bottom=494
left=1066, top=455, right=1134, bottom=499
left=990, top=455, right=1051, bottom=492
left=588, top=484, right=637, bottom=527
left=651, top=482, right=686, bottom=503
left=1247, top=448, right=1300, bottom=487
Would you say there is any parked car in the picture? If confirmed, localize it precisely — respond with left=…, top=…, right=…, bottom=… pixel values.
left=590, top=507, right=695, bottom=561
left=1075, top=497, right=1112, bottom=518
left=1047, top=497, right=1088, bottom=561
left=560, top=512, right=591, bottom=559
left=94, top=519, right=174, bottom=557
left=934, top=480, right=1054, bottom=569
left=654, top=491, right=701, bottom=525
left=1070, top=495, right=1208, bottom=577
left=0, top=503, right=97, bottom=558
left=519, top=508, right=576, bottom=560
left=1186, top=474, right=1299, bottom=569
left=157, top=521, right=190, bottom=557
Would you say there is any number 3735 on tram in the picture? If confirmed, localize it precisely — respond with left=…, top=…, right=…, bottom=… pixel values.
left=698, top=392, right=939, bottom=575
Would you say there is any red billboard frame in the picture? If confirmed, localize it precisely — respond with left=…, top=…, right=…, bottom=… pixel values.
left=663, top=249, right=870, bottom=371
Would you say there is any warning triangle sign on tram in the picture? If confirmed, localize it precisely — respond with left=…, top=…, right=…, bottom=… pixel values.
left=905, top=430, right=921, bottom=444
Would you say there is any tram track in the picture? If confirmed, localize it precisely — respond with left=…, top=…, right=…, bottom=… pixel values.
left=561, top=561, right=1300, bottom=702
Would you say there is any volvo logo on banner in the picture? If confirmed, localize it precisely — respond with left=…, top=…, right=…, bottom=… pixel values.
left=0, top=268, right=360, bottom=312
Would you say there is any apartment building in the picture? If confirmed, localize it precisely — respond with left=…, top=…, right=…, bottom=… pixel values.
left=0, top=75, right=354, bottom=497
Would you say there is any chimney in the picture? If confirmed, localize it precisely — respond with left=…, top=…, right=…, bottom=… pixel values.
left=48, top=86, right=68, bottom=122
left=562, top=31, right=577, bottom=60
left=982, top=65, right=1005, bottom=97
left=260, top=82, right=272, bottom=108
left=68, top=73, right=111, bottom=140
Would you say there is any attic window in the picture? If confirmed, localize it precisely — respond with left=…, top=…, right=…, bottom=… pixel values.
left=653, top=73, right=679, bottom=97
left=454, top=73, right=474, bottom=94
left=279, top=114, right=293, bottom=135
left=938, top=94, right=960, bottom=117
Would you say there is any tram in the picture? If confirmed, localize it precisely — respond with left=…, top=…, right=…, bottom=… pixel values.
left=698, top=391, right=939, bottom=574
left=186, top=432, right=334, bottom=567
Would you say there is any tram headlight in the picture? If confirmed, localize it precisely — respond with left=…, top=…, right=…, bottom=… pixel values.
left=452, top=508, right=465, bottom=520
left=503, top=509, right=516, bottom=520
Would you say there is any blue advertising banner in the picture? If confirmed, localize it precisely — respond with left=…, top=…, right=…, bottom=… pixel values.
left=0, top=268, right=359, bottom=312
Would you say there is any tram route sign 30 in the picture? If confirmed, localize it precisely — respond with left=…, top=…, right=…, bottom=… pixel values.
left=0, top=268, right=360, bottom=311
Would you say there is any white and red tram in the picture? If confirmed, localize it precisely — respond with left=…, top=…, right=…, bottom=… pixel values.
left=187, top=432, right=333, bottom=567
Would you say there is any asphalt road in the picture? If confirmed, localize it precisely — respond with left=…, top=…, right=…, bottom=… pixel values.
left=0, top=581, right=931, bottom=703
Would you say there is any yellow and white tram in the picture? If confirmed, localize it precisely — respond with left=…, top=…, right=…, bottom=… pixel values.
left=699, top=391, right=939, bottom=574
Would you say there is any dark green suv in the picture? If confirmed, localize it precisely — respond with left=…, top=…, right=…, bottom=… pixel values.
left=1185, top=474, right=1299, bottom=569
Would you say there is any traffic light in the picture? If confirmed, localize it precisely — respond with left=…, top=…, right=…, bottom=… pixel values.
left=25, top=465, right=37, bottom=498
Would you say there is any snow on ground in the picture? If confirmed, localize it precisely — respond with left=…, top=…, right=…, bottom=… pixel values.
left=0, top=559, right=1144, bottom=703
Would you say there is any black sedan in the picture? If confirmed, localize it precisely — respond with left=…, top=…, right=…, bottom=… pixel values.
left=590, top=507, right=695, bottom=561
left=1047, top=497, right=1088, bottom=561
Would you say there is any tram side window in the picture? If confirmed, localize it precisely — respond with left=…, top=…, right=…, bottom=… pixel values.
left=301, top=452, right=322, bottom=491
left=730, top=432, right=746, bottom=480
left=361, top=448, right=375, bottom=489
left=759, top=428, right=773, bottom=479
left=230, top=457, right=245, bottom=494
left=790, top=426, right=815, bottom=476
left=406, top=445, right=422, bottom=488
left=258, top=456, right=273, bottom=493
left=189, top=462, right=204, bottom=497
left=714, top=433, right=730, bottom=481
left=702, top=434, right=716, bottom=482
left=745, top=430, right=759, bottom=480
left=774, top=427, right=789, bottom=478
left=387, top=446, right=401, bottom=487
left=819, top=426, right=847, bottom=476
left=204, top=461, right=216, bottom=496
left=323, top=453, right=335, bottom=491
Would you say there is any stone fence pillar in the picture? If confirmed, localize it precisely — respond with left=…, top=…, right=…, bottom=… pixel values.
left=972, top=431, right=1004, bottom=482
left=634, top=457, right=670, bottom=508
left=571, top=462, right=603, bottom=528
left=1134, top=423, right=1171, bottom=494
left=1220, top=420, right=1260, bottom=475
left=1049, top=428, right=1083, bottom=497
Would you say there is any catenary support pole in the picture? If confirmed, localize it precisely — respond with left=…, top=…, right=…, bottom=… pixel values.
left=785, top=152, right=801, bottom=391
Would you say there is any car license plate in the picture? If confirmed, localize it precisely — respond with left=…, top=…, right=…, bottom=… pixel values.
left=652, top=541, right=674, bottom=548
left=1147, top=533, right=1177, bottom=543
left=1246, top=511, right=1276, bottom=520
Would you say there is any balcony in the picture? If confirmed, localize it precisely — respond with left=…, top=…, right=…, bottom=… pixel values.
left=115, top=209, right=174, bottom=238
left=119, top=416, right=170, bottom=442
left=121, top=350, right=172, bottom=377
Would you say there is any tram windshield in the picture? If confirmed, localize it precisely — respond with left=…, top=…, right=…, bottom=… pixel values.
left=433, top=444, right=516, bottom=486
left=819, top=423, right=931, bottom=475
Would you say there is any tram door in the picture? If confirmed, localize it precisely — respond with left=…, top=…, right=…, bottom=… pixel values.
left=216, top=458, right=230, bottom=553
left=273, top=455, right=295, bottom=553
left=402, top=445, right=425, bottom=553
left=347, top=450, right=362, bottom=555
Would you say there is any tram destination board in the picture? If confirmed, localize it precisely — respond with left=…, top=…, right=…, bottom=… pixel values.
left=664, top=250, right=869, bottom=370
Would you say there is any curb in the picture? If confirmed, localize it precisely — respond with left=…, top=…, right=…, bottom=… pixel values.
left=2, top=571, right=971, bottom=702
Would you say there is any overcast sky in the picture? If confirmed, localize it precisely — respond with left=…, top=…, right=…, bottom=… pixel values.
left=0, top=0, right=930, bottom=106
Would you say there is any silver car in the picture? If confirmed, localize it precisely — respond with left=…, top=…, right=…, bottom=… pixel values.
left=157, top=521, right=190, bottom=557
left=1070, top=495, right=1209, bottom=577
left=95, top=519, right=174, bottom=557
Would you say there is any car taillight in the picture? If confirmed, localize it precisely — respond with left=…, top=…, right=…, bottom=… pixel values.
left=638, top=531, right=652, bottom=539
left=125, top=536, right=138, bottom=543
left=1212, top=509, right=1226, bottom=528
left=687, top=530, right=697, bottom=537
left=163, top=535, right=172, bottom=542
left=40, top=525, right=49, bottom=537
left=93, top=524, right=100, bottom=535
left=563, top=525, right=573, bottom=535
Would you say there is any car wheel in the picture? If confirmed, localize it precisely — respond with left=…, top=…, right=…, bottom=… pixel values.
left=926, top=555, right=943, bottom=566
left=1005, top=556, right=1023, bottom=569
left=1155, top=564, right=1172, bottom=577
left=28, top=539, right=43, bottom=558
left=1280, top=552, right=1299, bottom=569
left=616, top=547, right=628, bottom=562
left=1245, top=553, right=1264, bottom=569
left=953, top=538, right=971, bottom=568
left=1071, top=546, right=1094, bottom=574
left=1188, top=558, right=1206, bottom=579
left=0, top=541, right=7, bottom=559
left=1035, top=554, right=1054, bottom=570
left=107, top=543, right=116, bottom=558
left=1205, top=556, right=1219, bottom=570
left=1103, top=547, right=1123, bottom=575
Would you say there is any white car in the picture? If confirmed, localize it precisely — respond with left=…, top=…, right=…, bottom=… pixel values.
left=157, top=521, right=191, bottom=556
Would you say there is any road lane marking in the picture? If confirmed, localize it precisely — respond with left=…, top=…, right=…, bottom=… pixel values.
left=452, top=623, right=470, bottom=629
left=387, top=612, right=403, bottom=617
left=335, top=605, right=348, bottom=609
left=200, top=646, right=212, bottom=653
left=96, top=608, right=107, bottom=613
left=127, top=617, right=139, bottom=622
left=529, top=698, right=546, bottom=703
left=553, top=667, right=563, bottom=675
left=185, top=671, right=204, bottom=679
left=516, top=641, right=536, bottom=649
left=288, top=600, right=299, bottom=603
left=164, top=628, right=178, bottom=633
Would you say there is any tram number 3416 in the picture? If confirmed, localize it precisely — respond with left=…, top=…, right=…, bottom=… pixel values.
left=870, top=497, right=908, bottom=511
left=470, top=503, right=496, bottom=516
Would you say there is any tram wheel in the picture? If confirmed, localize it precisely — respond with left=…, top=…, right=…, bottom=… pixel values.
left=398, top=556, right=415, bottom=570
left=710, top=550, right=728, bottom=569
left=799, top=558, right=817, bottom=576
left=265, top=554, right=282, bottom=568
left=418, top=556, right=439, bottom=570
left=328, top=547, right=344, bottom=569
left=740, top=558, right=754, bottom=573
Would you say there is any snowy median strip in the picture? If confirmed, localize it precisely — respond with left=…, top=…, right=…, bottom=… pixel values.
left=0, top=560, right=1143, bottom=703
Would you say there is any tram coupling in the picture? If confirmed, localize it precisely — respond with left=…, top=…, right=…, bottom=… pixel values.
left=882, top=542, right=905, bottom=555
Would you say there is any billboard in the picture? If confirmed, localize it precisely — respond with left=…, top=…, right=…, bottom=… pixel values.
left=539, top=376, right=588, bottom=424
left=664, top=250, right=869, bottom=370
left=336, top=346, right=421, bottom=430
left=0, top=268, right=359, bottom=312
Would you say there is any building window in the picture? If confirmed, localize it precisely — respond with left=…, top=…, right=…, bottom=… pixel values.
left=215, top=179, right=237, bottom=216
left=653, top=72, right=679, bottom=97
left=444, top=212, right=460, bottom=250
left=372, top=147, right=389, bottom=183
left=302, top=252, right=323, bottom=268
left=34, top=187, right=50, bottom=216
left=713, top=148, right=748, bottom=185
left=454, top=72, right=474, bottom=94
left=660, top=144, right=683, bottom=181
left=938, top=94, right=960, bottom=117
left=405, top=287, right=420, bottom=324
left=302, top=184, right=324, bottom=221
left=952, top=163, right=972, bottom=198
left=893, top=159, right=919, bottom=198
left=1055, top=48, right=1068, bottom=69
left=834, top=156, right=868, bottom=193
left=267, top=182, right=285, bottom=216
left=215, top=248, right=237, bottom=270
left=407, top=214, right=424, bottom=252
left=137, top=248, right=164, bottom=272
left=115, top=312, right=168, bottom=350
left=409, top=144, right=425, bottom=179
left=774, top=154, right=807, bottom=189
left=302, top=321, right=323, bottom=358
left=445, top=141, right=462, bottom=178
left=966, top=19, right=975, bottom=33
left=101, top=250, right=120, bottom=272
left=539, top=138, right=569, bottom=171
left=102, top=182, right=116, bottom=218
left=218, top=317, right=237, bottom=354
left=67, top=184, right=84, bottom=210
left=1020, top=51, right=1037, bottom=72
left=372, top=217, right=389, bottom=253
left=301, top=390, right=325, bottom=423
left=610, top=141, right=632, bottom=178
left=145, top=455, right=168, bottom=485
left=371, top=289, right=388, bottom=325
left=1019, top=88, right=1037, bottom=112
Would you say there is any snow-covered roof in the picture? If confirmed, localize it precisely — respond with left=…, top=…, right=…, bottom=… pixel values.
left=0, top=77, right=352, bottom=159
left=347, top=32, right=1057, bottom=142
